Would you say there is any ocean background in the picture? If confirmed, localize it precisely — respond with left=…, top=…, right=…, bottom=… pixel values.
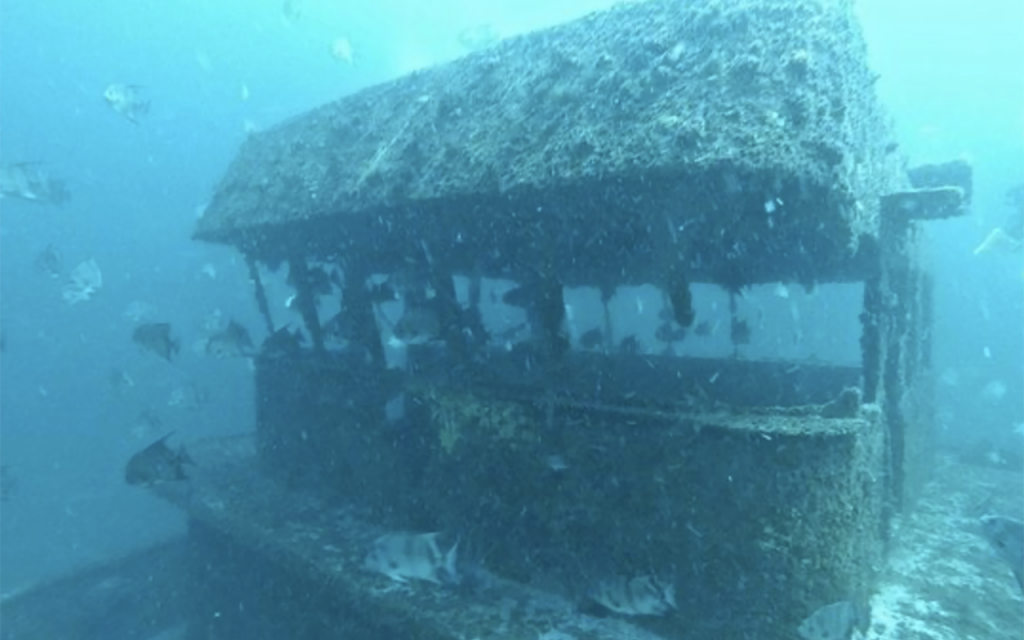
left=0, top=0, right=1021, bottom=607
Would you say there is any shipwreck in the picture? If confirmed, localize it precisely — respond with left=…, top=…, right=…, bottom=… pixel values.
left=1, top=0, right=971, bottom=638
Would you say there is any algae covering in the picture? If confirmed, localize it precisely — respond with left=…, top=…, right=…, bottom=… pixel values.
left=195, top=0, right=907, bottom=288
left=406, top=387, right=886, bottom=639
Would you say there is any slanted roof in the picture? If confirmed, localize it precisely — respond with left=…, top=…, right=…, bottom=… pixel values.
left=195, top=0, right=908, bottom=288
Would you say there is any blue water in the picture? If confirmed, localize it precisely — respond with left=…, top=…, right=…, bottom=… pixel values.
left=0, top=0, right=1021, bottom=605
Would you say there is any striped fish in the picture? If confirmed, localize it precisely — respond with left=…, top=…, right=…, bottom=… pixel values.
left=364, top=532, right=459, bottom=585
left=586, top=574, right=676, bottom=617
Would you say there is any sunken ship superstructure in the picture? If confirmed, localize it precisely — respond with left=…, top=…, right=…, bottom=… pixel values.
left=3, top=0, right=970, bottom=638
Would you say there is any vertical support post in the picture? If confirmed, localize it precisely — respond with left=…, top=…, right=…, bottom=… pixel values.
left=246, top=256, right=275, bottom=336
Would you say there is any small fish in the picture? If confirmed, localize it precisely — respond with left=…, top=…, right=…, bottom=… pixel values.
left=129, top=409, right=162, bottom=440
left=34, top=244, right=63, bottom=279
left=456, top=24, right=501, bottom=52
left=655, top=322, right=687, bottom=343
left=797, top=598, right=870, bottom=640
left=666, top=283, right=695, bottom=327
left=123, top=300, right=157, bottom=324
left=107, top=368, right=136, bottom=394
left=281, top=0, right=302, bottom=22
left=980, top=514, right=1024, bottom=591
left=579, top=328, right=604, bottom=349
left=205, top=320, right=255, bottom=358
left=262, top=326, right=306, bottom=357
left=974, top=228, right=1022, bottom=256
left=0, top=162, right=70, bottom=205
left=393, top=306, right=442, bottom=345
left=1, top=465, right=18, bottom=502
left=124, top=432, right=193, bottom=486
left=103, top=84, right=150, bottom=124
left=502, top=284, right=536, bottom=308
left=364, top=532, right=459, bottom=585
left=330, top=37, right=354, bottom=64
left=62, top=258, right=102, bottom=305
left=693, top=320, right=714, bottom=337
left=587, top=575, right=676, bottom=617
left=730, top=318, right=751, bottom=345
left=167, top=383, right=209, bottom=411
left=619, top=335, right=640, bottom=355
left=133, top=323, right=180, bottom=362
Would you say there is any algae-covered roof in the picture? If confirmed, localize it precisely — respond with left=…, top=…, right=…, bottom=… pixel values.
left=195, top=0, right=908, bottom=287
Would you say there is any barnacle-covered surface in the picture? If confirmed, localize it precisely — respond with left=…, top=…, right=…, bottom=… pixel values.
left=867, top=455, right=1024, bottom=639
left=153, top=434, right=676, bottom=640
left=147, top=403, right=884, bottom=640
left=407, top=394, right=886, bottom=639
left=195, top=0, right=906, bottom=288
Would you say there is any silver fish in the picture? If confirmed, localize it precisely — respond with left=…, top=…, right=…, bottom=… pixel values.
left=62, top=258, right=102, bottom=305
left=124, top=432, right=193, bottom=486
left=392, top=306, right=442, bottom=345
left=586, top=574, right=676, bottom=617
left=0, top=162, right=70, bottom=205
left=980, top=514, right=1024, bottom=591
left=104, top=84, right=150, bottom=124
left=205, top=320, right=255, bottom=358
left=34, top=244, right=64, bottom=279
left=798, top=599, right=870, bottom=640
left=364, top=532, right=459, bottom=585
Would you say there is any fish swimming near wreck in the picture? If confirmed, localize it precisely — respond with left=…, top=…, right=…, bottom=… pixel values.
left=586, top=574, right=676, bottom=617
left=103, top=84, right=150, bottom=124
left=364, top=532, right=459, bottom=585
left=0, top=162, right=70, bottom=205
left=133, top=323, right=180, bottom=362
left=62, top=258, right=103, bottom=305
left=205, top=320, right=255, bottom=358
left=391, top=306, right=442, bottom=346
left=797, top=597, right=871, bottom=640
left=980, top=514, right=1024, bottom=591
left=124, top=432, right=193, bottom=486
